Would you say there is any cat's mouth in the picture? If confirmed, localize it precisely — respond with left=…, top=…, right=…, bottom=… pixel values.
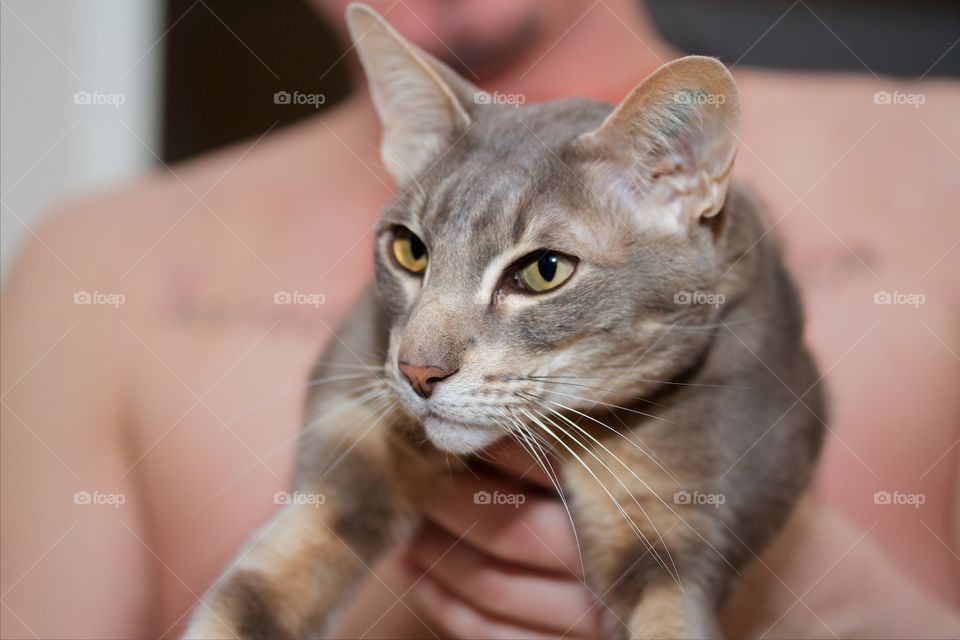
left=422, top=413, right=505, bottom=455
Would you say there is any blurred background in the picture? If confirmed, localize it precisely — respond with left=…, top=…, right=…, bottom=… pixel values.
left=2, top=0, right=958, bottom=276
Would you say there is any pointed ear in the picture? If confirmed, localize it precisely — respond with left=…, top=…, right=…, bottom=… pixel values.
left=346, top=3, right=479, bottom=186
left=577, top=56, right=740, bottom=225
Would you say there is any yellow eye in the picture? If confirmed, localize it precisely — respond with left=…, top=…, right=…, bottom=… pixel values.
left=391, top=229, right=428, bottom=274
left=518, top=252, right=576, bottom=292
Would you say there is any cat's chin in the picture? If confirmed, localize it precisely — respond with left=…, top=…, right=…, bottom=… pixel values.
left=422, top=415, right=505, bottom=455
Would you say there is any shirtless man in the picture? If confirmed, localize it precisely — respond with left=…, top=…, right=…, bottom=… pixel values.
left=2, top=0, right=958, bottom=637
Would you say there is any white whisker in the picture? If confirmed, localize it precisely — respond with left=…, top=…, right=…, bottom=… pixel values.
left=535, top=387, right=672, bottom=424
left=523, top=391, right=682, bottom=487
left=520, top=405, right=682, bottom=588
left=526, top=394, right=738, bottom=574
left=528, top=374, right=754, bottom=391
left=496, top=409, right=587, bottom=579
left=519, top=378, right=663, bottom=406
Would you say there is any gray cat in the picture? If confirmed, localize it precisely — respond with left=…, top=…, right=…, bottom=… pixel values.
left=186, top=3, right=825, bottom=638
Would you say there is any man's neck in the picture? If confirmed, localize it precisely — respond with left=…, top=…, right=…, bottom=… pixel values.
left=481, top=0, right=677, bottom=103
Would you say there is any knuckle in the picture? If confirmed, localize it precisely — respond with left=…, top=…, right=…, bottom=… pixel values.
left=471, top=566, right=514, bottom=604
left=490, top=521, right=546, bottom=564
left=438, top=598, right=490, bottom=639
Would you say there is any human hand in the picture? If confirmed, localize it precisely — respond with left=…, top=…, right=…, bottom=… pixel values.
left=403, top=441, right=604, bottom=639
left=402, top=447, right=960, bottom=639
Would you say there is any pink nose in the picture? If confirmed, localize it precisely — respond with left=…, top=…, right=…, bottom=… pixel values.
left=398, top=362, right=452, bottom=398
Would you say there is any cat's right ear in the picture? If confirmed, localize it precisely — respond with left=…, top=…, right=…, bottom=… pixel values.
left=577, top=56, right=740, bottom=229
left=346, top=3, right=477, bottom=187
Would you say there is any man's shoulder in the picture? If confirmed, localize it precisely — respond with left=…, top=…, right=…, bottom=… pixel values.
left=17, top=97, right=386, bottom=289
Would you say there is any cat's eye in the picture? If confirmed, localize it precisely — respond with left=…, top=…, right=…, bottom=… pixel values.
left=391, top=228, right=428, bottom=274
left=516, top=251, right=576, bottom=293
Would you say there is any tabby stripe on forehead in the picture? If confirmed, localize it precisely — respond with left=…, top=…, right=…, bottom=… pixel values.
left=426, top=174, right=461, bottom=229
left=470, top=189, right=513, bottom=236
left=510, top=189, right=540, bottom=243
left=469, top=206, right=496, bottom=235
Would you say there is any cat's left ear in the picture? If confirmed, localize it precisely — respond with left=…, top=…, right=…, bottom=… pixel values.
left=346, top=3, right=480, bottom=187
left=577, top=56, right=740, bottom=225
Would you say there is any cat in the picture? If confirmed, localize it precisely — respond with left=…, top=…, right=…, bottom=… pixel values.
left=185, top=3, right=825, bottom=638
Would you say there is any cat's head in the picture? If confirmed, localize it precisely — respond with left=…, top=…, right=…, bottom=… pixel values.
left=347, top=3, right=742, bottom=454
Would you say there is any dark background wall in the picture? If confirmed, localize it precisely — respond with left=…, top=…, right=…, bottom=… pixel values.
left=162, top=0, right=960, bottom=164
left=647, top=0, right=960, bottom=76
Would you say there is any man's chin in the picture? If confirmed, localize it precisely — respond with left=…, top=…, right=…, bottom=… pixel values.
left=422, top=415, right=505, bottom=455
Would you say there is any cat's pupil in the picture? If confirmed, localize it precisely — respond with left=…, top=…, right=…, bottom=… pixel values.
left=538, top=253, right=559, bottom=281
left=409, top=234, right=426, bottom=260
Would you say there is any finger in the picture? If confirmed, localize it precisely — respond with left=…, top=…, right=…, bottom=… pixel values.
left=425, top=469, right=583, bottom=574
left=409, top=572, right=586, bottom=640
left=480, top=439, right=560, bottom=490
left=408, top=522, right=603, bottom=637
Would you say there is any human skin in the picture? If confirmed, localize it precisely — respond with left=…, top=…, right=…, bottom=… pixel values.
left=1, top=1, right=958, bottom=637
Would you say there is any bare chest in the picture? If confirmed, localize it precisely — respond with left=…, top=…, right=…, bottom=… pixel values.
left=782, top=222, right=960, bottom=602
